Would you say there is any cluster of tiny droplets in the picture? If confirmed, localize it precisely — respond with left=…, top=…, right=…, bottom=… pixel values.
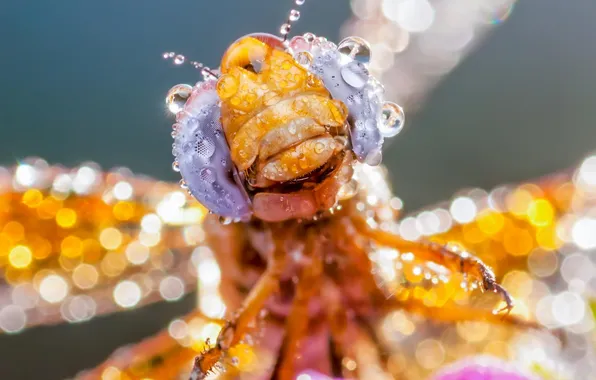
left=342, top=0, right=519, bottom=110
left=77, top=154, right=596, bottom=379
left=162, top=51, right=218, bottom=80
left=279, top=0, right=306, bottom=43
left=0, top=158, right=209, bottom=334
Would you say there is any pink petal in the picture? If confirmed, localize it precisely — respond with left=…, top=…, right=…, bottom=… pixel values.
left=432, top=356, right=536, bottom=380
left=297, top=370, right=343, bottom=380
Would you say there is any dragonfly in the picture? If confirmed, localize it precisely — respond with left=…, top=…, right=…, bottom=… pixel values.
left=0, top=1, right=594, bottom=379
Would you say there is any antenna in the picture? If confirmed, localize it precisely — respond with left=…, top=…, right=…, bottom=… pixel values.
left=162, top=52, right=219, bottom=80
left=279, top=0, right=306, bottom=45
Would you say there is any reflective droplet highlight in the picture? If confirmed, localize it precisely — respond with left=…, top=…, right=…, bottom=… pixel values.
left=165, top=84, right=192, bottom=115
left=280, top=23, right=291, bottom=36
left=380, top=102, right=405, bottom=138
left=341, top=61, right=369, bottom=89
left=295, top=52, right=313, bottom=68
left=289, top=10, right=301, bottom=22
left=338, top=36, right=372, bottom=65
left=174, top=54, right=185, bottom=65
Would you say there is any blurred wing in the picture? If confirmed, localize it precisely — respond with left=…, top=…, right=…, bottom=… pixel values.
left=342, top=0, right=519, bottom=111
left=71, top=155, right=596, bottom=380
left=367, top=154, right=596, bottom=379
left=0, top=158, right=206, bottom=333
left=374, top=155, right=596, bottom=316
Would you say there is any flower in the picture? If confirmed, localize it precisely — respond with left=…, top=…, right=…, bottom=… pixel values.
left=432, top=356, right=537, bottom=380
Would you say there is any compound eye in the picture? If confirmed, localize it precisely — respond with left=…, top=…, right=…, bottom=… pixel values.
left=292, top=34, right=406, bottom=166
left=171, top=81, right=252, bottom=219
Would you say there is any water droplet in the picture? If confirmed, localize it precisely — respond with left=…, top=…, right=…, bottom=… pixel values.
left=295, top=0, right=305, bottom=5
left=200, top=167, right=216, bottom=184
left=216, top=74, right=239, bottom=99
left=303, top=32, right=316, bottom=43
left=172, top=161, right=180, bottom=172
left=165, top=84, right=192, bottom=115
left=295, top=51, right=313, bottom=68
left=174, top=54, right=185, bottom=65
left=219, top=216, right=233, bottom=225
left=334, top=135, right=349, bottom=148
left=312, top=142, right=324, bottom=154
left=196, top=137, right=216, bottom=159
left=289, top=10, right=300, bottom=22
left=171, top=130, right=177, bottom=138
left=340, top=61, right=369, bottom=89
left=370, top=77, right=385, bottom=97
left=201, top=68, right=217, bottom=80
left=190, top=61, right=203, bottom=69
left=162, top=52, right=170, bottom=59
left=380, top=102, right=405, bottom=138
left=338, top=179, right=359, bottom=200
left=179, top=179, right=188, bottom=189
left=365, top=148, right=382, bottom=166
left=280, top=23, right=291, bottom=36
left=338, top=36, right=372, bottom=65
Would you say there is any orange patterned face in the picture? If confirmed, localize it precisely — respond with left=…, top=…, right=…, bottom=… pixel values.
left=172, top=32, right=402, bottom=222
left=215, top=37, right=354, bottom=221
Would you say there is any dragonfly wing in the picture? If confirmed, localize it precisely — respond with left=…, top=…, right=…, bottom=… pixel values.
left=0, top=159, right=206, bottom=332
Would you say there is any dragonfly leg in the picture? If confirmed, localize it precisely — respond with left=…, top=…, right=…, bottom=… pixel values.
left=382, top=296, right=542, bottom=330
left=358, top=221, right=514, bottom=315
left=190, top=228, right=288, bottom=380
left=276, top=231, right=324, bottom=380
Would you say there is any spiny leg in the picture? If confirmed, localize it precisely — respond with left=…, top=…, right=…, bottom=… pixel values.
left=356, top=218, right=514, bottom=314
left=190, top=228, right=289, bottom=380
left=277, top=231, right=324, bottom=380
left=382, top=296, right=542, bottom=331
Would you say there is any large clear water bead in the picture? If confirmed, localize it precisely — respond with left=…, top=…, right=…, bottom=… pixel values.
left=380, top=102, right=405, bottom=138
left=338, top=36, right=372, bottom=65
left=165, top=84, right=192, bottom=115
left=340, top=61, right=369, bottom=89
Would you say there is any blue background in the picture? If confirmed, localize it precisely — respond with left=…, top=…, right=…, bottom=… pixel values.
left=0, top=0, right=595, bottom=378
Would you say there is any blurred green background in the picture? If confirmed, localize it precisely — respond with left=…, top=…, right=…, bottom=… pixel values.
left=0, top=0, right=594, bottom=378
